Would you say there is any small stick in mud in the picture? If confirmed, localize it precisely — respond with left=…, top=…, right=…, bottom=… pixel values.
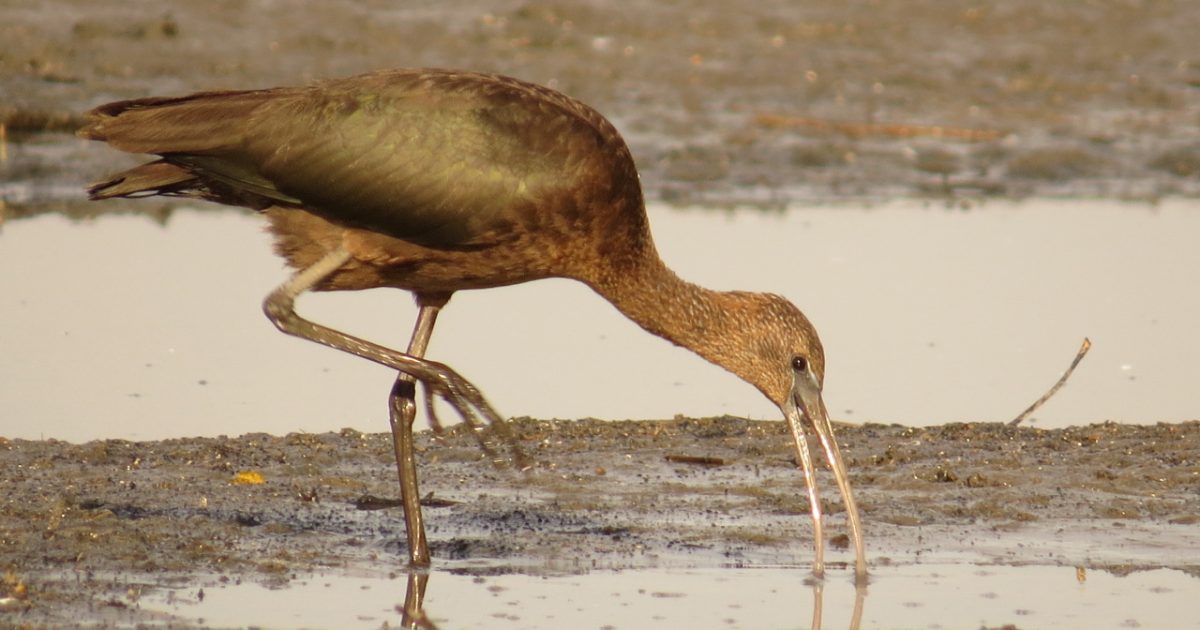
left=355, top=493, right=459, bottom=510
left=1010, top=337, right=1092, bottom=426
left=664, top=454, right=727, bottom=467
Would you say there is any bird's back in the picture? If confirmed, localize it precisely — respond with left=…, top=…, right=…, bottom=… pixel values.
left=81, top=69, right=646, bottom=255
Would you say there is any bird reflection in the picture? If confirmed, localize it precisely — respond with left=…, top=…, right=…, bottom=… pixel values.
left=399, top=570, right=433, bottom=629
left=810, top=578, right=868, bottom=630
left=396, top=569, right=866, bottom=630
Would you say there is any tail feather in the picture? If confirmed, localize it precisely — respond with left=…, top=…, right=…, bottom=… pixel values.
left=80, top=87, right=297, bottom=205
left=77, top=88, right=282, bottom=155
left=87, top=160, right=198, bottom=200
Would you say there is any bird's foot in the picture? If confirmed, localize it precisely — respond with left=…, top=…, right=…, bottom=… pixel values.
left=421, top=366, right=529, bottom=470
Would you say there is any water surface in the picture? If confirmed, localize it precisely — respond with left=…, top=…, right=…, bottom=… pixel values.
left=138, top=563, right=1198, bottom=630
left=2, top=200, right=1198, bottom=441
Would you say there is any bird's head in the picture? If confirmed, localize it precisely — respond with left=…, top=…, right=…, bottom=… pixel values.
left=724, top=292, right=866, bottom=577
left=717, top=292, right=827, bottom=423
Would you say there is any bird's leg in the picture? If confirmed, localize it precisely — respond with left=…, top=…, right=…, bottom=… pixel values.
left=388, top=292, right=450, bottom=567
left=422, top=385, right=446, bottom=435
left=262, top=248, right=515, bottom=463
left=787, top=420, right=826, bottom=578
left=263, top=249, right=501, bottom=427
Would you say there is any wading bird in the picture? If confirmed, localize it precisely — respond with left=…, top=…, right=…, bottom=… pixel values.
left=80, top=68, right=866, bottom=580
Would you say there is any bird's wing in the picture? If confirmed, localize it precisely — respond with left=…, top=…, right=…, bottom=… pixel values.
left=245, top=72, right=604, bottom=246
left=81, top=89, right=311, bottom=207
left=82, top=70, right=610, bottom=247
left=249, top=83, right=523, bottom=243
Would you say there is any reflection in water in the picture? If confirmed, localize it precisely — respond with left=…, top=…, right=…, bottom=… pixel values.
left=401, top=568, right=867, bottom=630
left=400, top=571, right=432, bottom=630
left=812, top=580, right=867, bottom=630
left=137, top=564, right=1196, bottom=629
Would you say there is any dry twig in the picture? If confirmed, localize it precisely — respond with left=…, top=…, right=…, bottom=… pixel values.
left=1010, top=338, right=1092, bottom=426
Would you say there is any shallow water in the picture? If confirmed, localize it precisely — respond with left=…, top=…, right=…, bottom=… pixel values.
left=2, top=199, right=1198, bottom=441
left=135, top=563, right=1198, bottom=630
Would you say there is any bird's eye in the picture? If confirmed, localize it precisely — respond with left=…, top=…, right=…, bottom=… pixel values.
left=791, top=356, right=808, bottom=372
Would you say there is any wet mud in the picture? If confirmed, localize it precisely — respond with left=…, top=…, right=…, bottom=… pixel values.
left=3, top=418, right=1198, bottom=626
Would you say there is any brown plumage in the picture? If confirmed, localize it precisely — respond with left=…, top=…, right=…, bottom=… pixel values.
left=80, top=68, right=866, bottom=580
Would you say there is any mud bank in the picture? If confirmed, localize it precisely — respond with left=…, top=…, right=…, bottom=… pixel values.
left=2, top=417, right=1198, bottom=626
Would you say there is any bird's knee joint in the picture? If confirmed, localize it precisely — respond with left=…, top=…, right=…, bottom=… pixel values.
left=262, top=292, right=299, bottom=331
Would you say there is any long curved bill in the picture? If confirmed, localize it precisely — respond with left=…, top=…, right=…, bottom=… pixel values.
left=785, top=370, right=868, bottom=583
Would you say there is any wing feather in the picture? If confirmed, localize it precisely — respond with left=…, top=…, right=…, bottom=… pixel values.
left=243, top=72, right=582, bottom=244
left=81, top=69, right=610, bottom=247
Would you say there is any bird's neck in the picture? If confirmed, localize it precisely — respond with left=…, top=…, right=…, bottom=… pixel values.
left=589, top=255, right=742, bottom=376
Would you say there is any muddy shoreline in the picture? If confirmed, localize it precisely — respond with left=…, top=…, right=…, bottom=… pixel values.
left=3, top=418, right=1198, bottom=626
